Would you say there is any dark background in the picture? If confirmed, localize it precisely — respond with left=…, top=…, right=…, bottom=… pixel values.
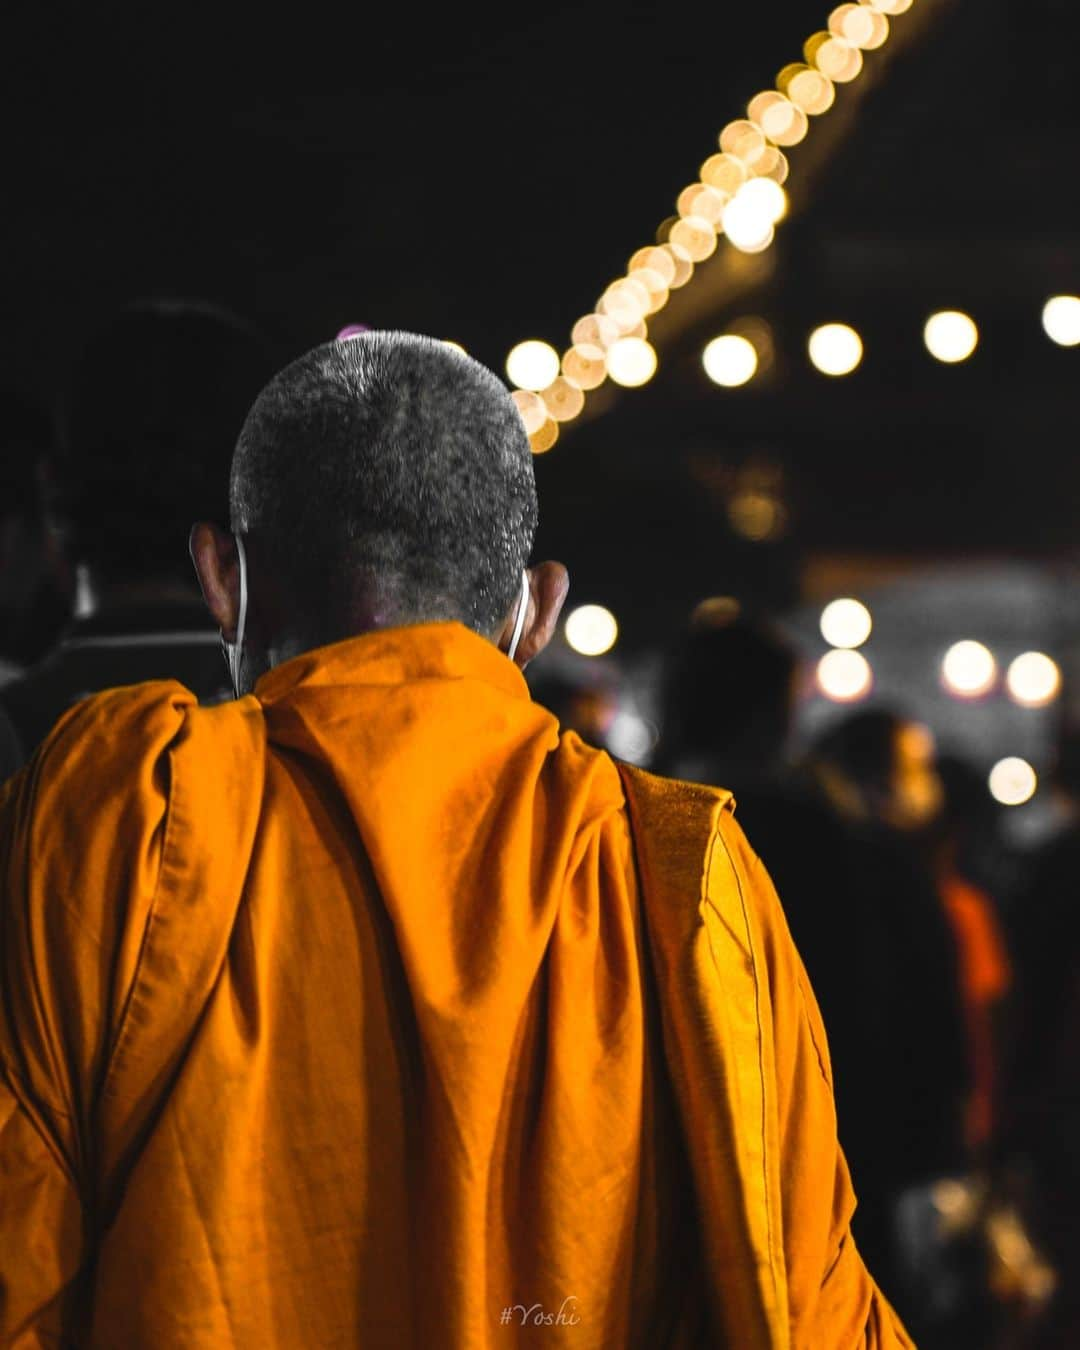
left=5, top=0, right=1080, bottom=651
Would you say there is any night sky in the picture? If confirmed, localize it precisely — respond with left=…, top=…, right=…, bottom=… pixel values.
left=6, top=0, right=1080, bottom=651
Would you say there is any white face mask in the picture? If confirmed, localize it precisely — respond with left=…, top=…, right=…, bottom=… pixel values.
left=506, top=570, right=529, bottom=664
left=221, top=534, right=249, bottom=698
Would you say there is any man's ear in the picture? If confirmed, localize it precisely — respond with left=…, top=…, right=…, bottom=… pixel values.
left=502, top=561, right=569, bottom=669
left=190, top=522, right=242, bottom=639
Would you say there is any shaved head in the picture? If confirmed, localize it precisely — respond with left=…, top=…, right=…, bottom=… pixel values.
left=230, top=332, right=537, bottom=637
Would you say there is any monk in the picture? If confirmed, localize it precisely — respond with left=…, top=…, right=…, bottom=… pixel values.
left=0, top=333, right=913, bottom=1348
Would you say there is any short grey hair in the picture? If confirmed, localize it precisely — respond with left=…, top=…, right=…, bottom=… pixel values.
left=230, top=332, right=537, bottom=636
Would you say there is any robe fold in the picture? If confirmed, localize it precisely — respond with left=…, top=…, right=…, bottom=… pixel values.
left=0, top=622, right=912, bottom=1348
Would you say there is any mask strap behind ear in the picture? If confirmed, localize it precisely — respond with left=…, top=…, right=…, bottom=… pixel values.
left=506, top=570, right=529, bottom=663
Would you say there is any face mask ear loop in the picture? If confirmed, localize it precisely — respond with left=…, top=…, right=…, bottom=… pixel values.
left=228, top=535, right=249, bottom=697
left=506, top=570, right=530, bottom=663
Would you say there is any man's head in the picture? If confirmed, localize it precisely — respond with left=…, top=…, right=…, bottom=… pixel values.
left=60, top=298, right=275, bottom=591
left=191, top=332, right=568, bottom=691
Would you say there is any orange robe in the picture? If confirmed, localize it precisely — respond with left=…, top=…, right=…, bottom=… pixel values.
left=0, top=623, right=911, bottom=1348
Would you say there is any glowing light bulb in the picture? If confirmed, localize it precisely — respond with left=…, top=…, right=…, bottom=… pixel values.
left=746, top=92, right=809, bottom=147
left=804, top=31, right=864, bottom=81
left=820, top=598, right=872, bottom=648
left=721, top=194, right=775, bottom=254
left=564, top=604, right=619, bottom=656
left=669, top=216, right=718, bottom=262
left=924, top=310, right=978, bottom=363
left=540, top=377, right=585, bottom=423
left=506, top=340, right=560, bottom=391
left=661, top=244, right=694, bottom=288
left=605, top=337, right=657, bottom=387
left=700, top=153, right=748, bottom=194
left=703, top=334, right=758, bottom=387
left=751, top=146, right=790, bottom=184
left=442, top=340, right=467, bottom=355
left=737, top=176, right=788, bottom=224
left=1006, top=652, right=1061, bottom=707
left=677, top=183, right=728, bottom=224
left=778, top=62, right=836, bottom=115
left=598, top=278, right=652, bottom=331
left=808, top=323, right=863, bottom=375
left=865, top=0, right=912, bottom=12
left=511, top=389, right=548, bottom=436
left=817, top=649, right=873, bottom=701
left=719, top=119, right=768, bottom=165
left=942, top=640, right=996, bottom=697
left=988, top=757, right=1037, bottom=806
left=562, top=343, right=607, bottom=391
left=572, top=313, right=620, bottom=350
left=1042, top=295, right=1080, bottom=346
left=529, top=417, right=560, bottom=455
left=828, top=3, right=888, bottom=47
left=629, top=245, right=677, bottom=288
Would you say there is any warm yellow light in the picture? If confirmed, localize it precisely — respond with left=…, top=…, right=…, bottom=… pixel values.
left=662, top=245, right=694, bottom=289
left=865, top=0, right=912, bottom=11
left=1006, top=652, right=1061, bottom=708
left=677, top=183, right=728, bottom=224
left=599, top=278, right=652, bottom=332
left=751, top=146, right=790, bottom=184
left=746, top=91, right=809, bottom=147
left=571, top=313, right=621, bottom=350
left=562, top=343, right=608, bottom=391
left=924, top=310, right=979, bottom=363
left=805, top=31, right=864, bottom=81
left=820, top=598, right=872, bottom=648
left=700, top=153, right=748, bottom=194
left=511, top=389, right=548, bottom=437
left=737, top=176, right=788, bottom=224
left=817, top=649, right=873, bottom=701
left=703, top=334, right=758, bottom=387
left=778, top=62, right=837, bottom=115
left=442, top=340, right=467, bottom=355
left=721, top=196, right=775, bottom=254
left=669, top=216, right=718, bottom=262
left=1042, top=295, right=1080, bottom=346
left=719, top=119, right=768, bottom=165
left=808, top=323, right=863, bottom=375
left=506, top=340, right=560, bottom=391
left=540, top=377, right=585, bottom=423
left=988, top=757, right=1037, bottom=807
left=605, top=337, right=657, bottom=387
left=629, top=245, right=677, bottom=288
left=828, top=3, right=888, bottom=47
left=564, top=604, right=619, bottom=656
left=529, top=417, right=560, bottom=455
left=942, top=640, right=996, bottom=697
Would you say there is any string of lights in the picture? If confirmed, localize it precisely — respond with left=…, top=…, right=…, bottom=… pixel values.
left=505, top=0, right=918, bottom=454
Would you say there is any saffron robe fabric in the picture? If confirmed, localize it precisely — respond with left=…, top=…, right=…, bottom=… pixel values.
left=0, top=623, right=912, bottom=1347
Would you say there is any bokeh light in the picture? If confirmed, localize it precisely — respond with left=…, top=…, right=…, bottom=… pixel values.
left=1042, top=295, right=1080, bottom=346
left=561, top=343, right=607, bottom=390
left=506, top=340, right=560, bottom=391
left=540, top=377, right=586, bottom=423
left=817, top=649, right=873, bottom=702
left=703, top=334, right=758, bottom=387
left=942, top=640, right=997, bottom=697
left=924, top=311, right=979, bottom=364
left=528, top=417, right=560, bottom=455
left=721, top=195, right=776, bottom=253
left=808, top=323, right=863, bottom=375
left=510, top=389, right=548, bottom=436
left=1006, top=652, right=1061, bottom=708
left=778, top=62, right=836, bottom=115
left=988, top=757, right=1038, bottom=807
left=804, top=31, right=864, bottom=82
left=669, top=216, right=719, bottom=262
left=564, top=604, right=619, bottom=656
left=820, top=598, right=872, bottom=648
left=605, top=336, right=657, bottom=387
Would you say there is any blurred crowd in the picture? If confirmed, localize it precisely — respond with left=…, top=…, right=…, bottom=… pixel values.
left=3, top=300, right=1080, bottom=1348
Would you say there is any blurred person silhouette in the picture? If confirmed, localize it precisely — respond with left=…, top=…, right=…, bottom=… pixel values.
left=0, top=299, right=275, bottom=765
left=0, top=389, right=70, bottom=679
left=1003, top=725, right=1080, bottom=1344
left=809, top=709, right=980, bottom=1346
left=0, top=334, right=913, bottom=1347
